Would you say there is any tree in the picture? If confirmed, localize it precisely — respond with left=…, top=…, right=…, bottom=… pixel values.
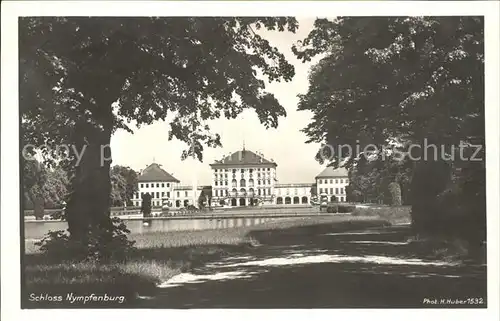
left=20, top=17, right=298, bottom=255
left=23, top=160, right=69, bottom=212
left=23, top=160, right=47, bottom=213
left=110, top=169, right=128, bottom=206
left=141, top=193, right=152, bottom=218
left=295, top=17, right=484, bottom=237
left=388, top=182, right=402, bottom=206
left=42, top=166, right=70, bottom=208
left=198, top=190, right=206, bottom=208
left=110, top=165, right=138, bottom=206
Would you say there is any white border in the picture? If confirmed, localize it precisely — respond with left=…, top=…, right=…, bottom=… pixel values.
left=1, top=2, right=499, bottom=321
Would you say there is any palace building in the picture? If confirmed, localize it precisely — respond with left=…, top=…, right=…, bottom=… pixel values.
left=274, top=183, right=313, bottom=205
left=132, top=163, right=180, bottom=207
left=209, top=148, right=278, bottom=206
left=133, top=153, right=350, bottom=210
left=315, top=167, right=349, bottom=203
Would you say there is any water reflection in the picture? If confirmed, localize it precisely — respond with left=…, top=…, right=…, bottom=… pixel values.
left=24, top=216, right=279, bottom=239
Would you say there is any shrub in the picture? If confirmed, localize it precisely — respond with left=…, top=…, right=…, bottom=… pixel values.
left=35, top=217, right=136, bottom=263
left=388, top=182, right=402, bottom=206
left=337, top=204, right=355, bottom=213
left=326, top=204, right=338, bottom=213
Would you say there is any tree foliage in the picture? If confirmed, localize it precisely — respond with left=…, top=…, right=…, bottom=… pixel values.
left=20, top=17, right=298, bottom=258
left=295, top=17, right=484, bottom=241
left=110, top=165, right=138, bottom=206
left=295, top=17, right=483, bottom=163
left=23, top=160, right=69, bottom=211
left=20, top=17, right=298, bottom=161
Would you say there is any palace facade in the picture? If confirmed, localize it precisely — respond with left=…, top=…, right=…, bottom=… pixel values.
left=131, top=163, right=180, bottom=207
left=315, top=167, right=349, bottom=203
left=209, top=148, right=278, bottom=206
left=133, top=149, right=350, bottom=209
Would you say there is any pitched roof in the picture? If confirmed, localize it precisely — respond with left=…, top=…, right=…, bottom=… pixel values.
left=210, top=150, right=277, bottom=167
left=138, top=163, right=180, bottom=182
left=315, top=167, right=348, bottom=179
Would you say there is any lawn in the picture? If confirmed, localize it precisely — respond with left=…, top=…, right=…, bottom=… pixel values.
left=23, top=214, right=387, bottom=307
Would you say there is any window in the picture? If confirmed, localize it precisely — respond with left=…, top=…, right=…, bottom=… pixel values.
left=335, top=179, right=338, bottom=184
left=215, top=181, right=218, bottom=186
left=161, top=183, right=164, bottom=187
left=319, top=188, right=323, bottom=194
left=318, top=180, right=322, bottom=184
left=146, top=183, right=149, bottom=188
left=241, top=169, right=245, bottom=173
left=263, top=189, right=266, bottom=196
left=341, top=188, right=345, bottom=194
left=267, top=168, right=270, bottom=171
left=177, top=192, right=180, bottom=197
left=140, top=183, right=144, bottom=188
left=225, top=190, right=228, bottom=196
left=249, top=169, right=253, bottom=173
left=225, top=174, right=228, bottom=178
left=345, top=179, right=349, bottom=184
left=185, top=191, right=188, bottom=197
left=167, top=183, right=170, bottom=188
left=141, top=192, right=144, bottom=198
left=339, top=179, right=343, bottom=184
left=335, top=188, right=339, bottom=194
left=330, top=188, right=333, bottom=194
left=268, top=188, right=271, bottom=195
left=258, top=189, right=261, bottom=196
left=156, top=192, right=160, bottom=198
left=258, top=180, right=261, bottom=185
left=294, top=188, right=298, bottom=195
left=267, top=180, right=270, bottom=185
left=167, top=192, right=170, bottom=197
left=225, top=181, right=228, bottom=186
left=215, top=169, right=218, bottom=172
left=156, top=183, right=159, bottom=187
left=162, top=192, right=165, bottom=197
left=215, top=190, right=218, bottom=197
left=233, top=169, right=236, bottom=173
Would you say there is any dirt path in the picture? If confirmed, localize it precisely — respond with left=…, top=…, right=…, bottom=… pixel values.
left=138, top=224, right=487, bottom=308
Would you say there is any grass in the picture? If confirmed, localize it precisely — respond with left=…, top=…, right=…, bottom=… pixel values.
left=22, top=214, right=390, bottom=307
left=352, top=205, right=412, bottom=225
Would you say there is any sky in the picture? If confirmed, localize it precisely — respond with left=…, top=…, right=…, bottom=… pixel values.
left=110, top=18, right=327, bottom=186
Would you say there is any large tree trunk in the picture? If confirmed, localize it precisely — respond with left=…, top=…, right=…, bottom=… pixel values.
left=65, top=101, right=114, bottom=243
left=410, top=158, right=451, bottom=237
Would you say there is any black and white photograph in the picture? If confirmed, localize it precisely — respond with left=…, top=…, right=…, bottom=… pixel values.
left=1, top=1, right=499, bottom=320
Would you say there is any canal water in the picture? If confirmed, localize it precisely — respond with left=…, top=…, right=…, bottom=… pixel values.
left=24, top=217, right=280, bottom=240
